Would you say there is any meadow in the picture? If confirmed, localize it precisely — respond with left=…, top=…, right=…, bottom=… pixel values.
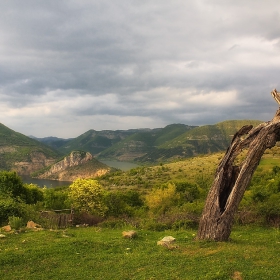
left=1, top=226, right=280, bottom=280
left=1, top=147, right=280, bottom=279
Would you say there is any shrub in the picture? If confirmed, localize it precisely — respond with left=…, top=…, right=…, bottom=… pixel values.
left=141, top=219, right=170, bottom=231
left=0, top=198, right=20, bottom=226
left=43, top=187, right=70, bottom=210
left=24, top=184, right=44, bottom=204
left=8, top=216, right=24, bottom=230
left=174, top=181, right=200, bottom=203
left=103, top=190, right=144, bottom=217
left=0, top=171, right=26, bottom=201
left=98, top=218, right=128, bottom=229
left=73, top=212, right=103, bottom=226
left=259, top=193, right=280, bottom=226
left=145, top=183, right=179, bottom=214
left=68, top=179, right=107, bottom=216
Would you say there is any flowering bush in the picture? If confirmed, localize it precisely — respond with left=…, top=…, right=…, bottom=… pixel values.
left=68, top=179, right=107, bottom=216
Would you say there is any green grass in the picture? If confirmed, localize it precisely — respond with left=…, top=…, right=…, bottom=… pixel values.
left=1, top=226, right=279, bottom=279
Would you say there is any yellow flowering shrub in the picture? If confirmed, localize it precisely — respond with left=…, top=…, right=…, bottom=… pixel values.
left=68, top=179, right=107, bottom=216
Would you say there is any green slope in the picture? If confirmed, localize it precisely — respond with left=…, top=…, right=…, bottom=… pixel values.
left=136, top=120, right=262, bottom=162
left=0, top=123, right=61, bottom=172
left=35, top=120, right=264, bottom=164
left=97, top=124, right=195, bottom=160
left=58, top=129, right=137, bottom=155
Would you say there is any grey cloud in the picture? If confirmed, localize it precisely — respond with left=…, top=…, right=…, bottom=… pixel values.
left=1, top=1, right=280, bottom=137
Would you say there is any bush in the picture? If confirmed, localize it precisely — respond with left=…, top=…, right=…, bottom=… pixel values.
left=0, top=197, right=43, bottom=226
left=141, top=220, right=170, bottom=231
left=68, top=179, right=107, bottom=216
left=0, top=198, right=20, bottom=226
left=145, top=183, right=179, bottom=214
left=43, top=187, right=70, bottom=210
left=103, top=190, right=144, bottom=217
left=24, top=184, right=44, bottom=204
left=98, top=218, right=130, bottom=229
left=175, top=181, right=200, bottom=203
left=259, top=193, right=280, bottom=226
left=73, top=212, right=103, bottom=226
left=8, top=216, right=24, bottom=230
left=0, top=171, right=26, bottom=201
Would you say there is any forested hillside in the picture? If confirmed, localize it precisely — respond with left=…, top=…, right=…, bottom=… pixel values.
left=0, top=120, right=263, bottom=177
left=99, top=120, right=262, bottom=162
left=57, top=129, right=140, bottom=155
left=34, top=120, right=263, bottom=163
left=0, top=123, right=62, bottom=175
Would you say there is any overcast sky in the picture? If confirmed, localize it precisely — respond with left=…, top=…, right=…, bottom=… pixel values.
left=1, top=0, right=280, bottom=138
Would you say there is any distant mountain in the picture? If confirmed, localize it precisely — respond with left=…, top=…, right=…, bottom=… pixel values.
left=56, top=128, right=151, bottom=155
left=30, top=136, right=72, bottom=149
left=97, top=124, right=196, bottom=161
left=0, top=123, right=62, bottom=175
left=136, top=120, right=262, bottom=162
left=32, top=120, right=263, bottom=164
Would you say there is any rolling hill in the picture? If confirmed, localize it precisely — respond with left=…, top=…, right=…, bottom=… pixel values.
left=56, top=129, right=141, bottom=155
left=98, top=120, right=262, bottom=163
left=0, top=123, right=62, bottom=175
left=14, top=120, right=264, bottom=167
left=97, top=124, right=196, bottom=161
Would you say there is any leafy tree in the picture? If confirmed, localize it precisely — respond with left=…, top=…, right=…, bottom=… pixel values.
left=0, top=171, right=26, bottom=201
left=43, top=187, right=70, bottom=210
left=104, top=192, right=130, bottom=217
left=68, top=179, right=107, bottom=216
left=24, top=184, right=44, bottom=204
left=0, top=197, right=20, bottom=225
left=103, top=190, right=144, bottom=217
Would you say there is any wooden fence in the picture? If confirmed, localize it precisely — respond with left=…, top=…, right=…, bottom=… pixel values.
left=40, top=209, right=74, bottom=229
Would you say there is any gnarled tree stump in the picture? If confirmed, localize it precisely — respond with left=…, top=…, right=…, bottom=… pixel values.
left=196, top=89, right=280, bottom=241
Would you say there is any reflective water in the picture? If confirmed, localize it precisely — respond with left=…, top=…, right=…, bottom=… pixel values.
left=21, top=161, right=139, bottom=188
left=21, top=176, right=71, bottom=188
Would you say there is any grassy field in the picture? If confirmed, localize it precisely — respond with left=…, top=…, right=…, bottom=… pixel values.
left=1, top=226, right=279, bottom=280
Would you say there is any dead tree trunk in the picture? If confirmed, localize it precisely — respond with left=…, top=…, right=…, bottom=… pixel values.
left=197, top=90, right=280, bottom=241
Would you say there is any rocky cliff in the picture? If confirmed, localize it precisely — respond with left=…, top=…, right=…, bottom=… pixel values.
left=13, top=151, right=57, bottom=175
left=35, top=151, right=111, bottom=181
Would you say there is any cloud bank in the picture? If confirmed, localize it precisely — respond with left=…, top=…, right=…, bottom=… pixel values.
left=1, top=0, right=280, bottom=137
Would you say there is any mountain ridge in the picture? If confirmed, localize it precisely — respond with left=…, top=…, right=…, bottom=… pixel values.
left=0, top=120, right=264, bottom=180
left=0, top=123, right=62, bottom=175
left=33, top=120, right=263, bottom=163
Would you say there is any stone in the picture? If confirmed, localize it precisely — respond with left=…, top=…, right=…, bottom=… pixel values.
left=2, top=225, right=12, bottom=232
left=0, top=234, right=6, bottom=238
left=26, top=221, right=41, bottom=229
left=161, top=236, right=176, bottom=243
left=157, top=236, right=177, bottom=249
left=232, top=271, right=243, bottom=280
left=122, top=230, right=137, bottom=239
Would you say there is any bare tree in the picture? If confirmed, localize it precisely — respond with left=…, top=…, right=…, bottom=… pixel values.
left=196, top=89, right=280, bottom=241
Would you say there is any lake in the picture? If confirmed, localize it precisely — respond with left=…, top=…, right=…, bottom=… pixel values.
left=21, top=176, right=71, bottom=188
left=21, top=161, right=140, bottom=188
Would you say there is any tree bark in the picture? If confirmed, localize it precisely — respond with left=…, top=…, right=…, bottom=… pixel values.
left=196, top=99, right=280, bottom=241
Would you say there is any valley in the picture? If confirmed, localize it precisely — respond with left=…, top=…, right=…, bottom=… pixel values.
left=0, top=119, right=263, bottom=181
